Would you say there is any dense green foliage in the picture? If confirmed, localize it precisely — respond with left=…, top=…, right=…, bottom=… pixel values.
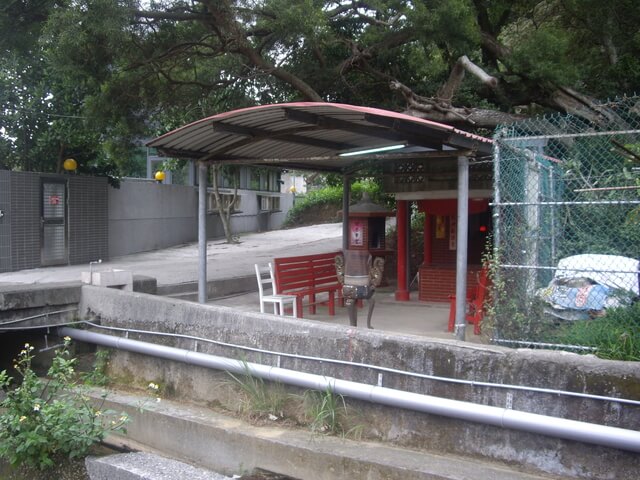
left=2, top=1, right=640, bottom=174
left=283, top=179, right=390, bottom=227
left=0, top=339, right=128, bottom=470
left=542, top=303, right=640, bottom=361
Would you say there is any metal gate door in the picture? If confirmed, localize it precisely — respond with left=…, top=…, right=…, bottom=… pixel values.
left=41, top=180, right=68, bottom=266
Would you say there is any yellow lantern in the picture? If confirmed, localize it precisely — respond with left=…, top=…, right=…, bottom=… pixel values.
left=63, top=158, right=77, bottom=172
left=154, top=171, right=166, bottom=182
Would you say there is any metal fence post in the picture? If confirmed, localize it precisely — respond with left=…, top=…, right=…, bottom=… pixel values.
left=198, top=161, right=208, bottom=304
left=455, top=156, right=470, bottom=341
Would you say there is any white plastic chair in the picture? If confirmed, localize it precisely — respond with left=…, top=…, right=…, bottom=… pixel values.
left=254, top=263, right=298, bottom=317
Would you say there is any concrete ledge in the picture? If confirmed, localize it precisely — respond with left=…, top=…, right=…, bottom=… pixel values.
left=0, top=280, right=154, bottom=326
left=157, top=275, right=256, bottom=300
left=0, top=282, right=81, bottom=326
left=91, top=389, right=552, bottom=480
left=0, top=282, right=81, bottom=311
left=86, top=452, right=231, bottom=480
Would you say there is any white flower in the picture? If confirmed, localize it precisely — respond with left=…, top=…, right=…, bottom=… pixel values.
left=33, top=404, right=40, bottom=412
left=148, top=382, right=159, bottom=391
left=19, top=416, right=26, bottom=422
left=156, top=397, right=161, bottom=403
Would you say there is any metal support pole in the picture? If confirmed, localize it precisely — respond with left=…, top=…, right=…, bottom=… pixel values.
left=198, top=161, right=208, bottom=304
left=454, top=156, right=470, bottom=340
left=342, top=175, right=350, bottom=252
left=405, top=202, right=411, bottom=290
left=395, top=200, right=410, bottom=301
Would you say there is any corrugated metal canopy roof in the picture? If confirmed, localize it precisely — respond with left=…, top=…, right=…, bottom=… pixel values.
left=147, top=102, right=493, bottom=173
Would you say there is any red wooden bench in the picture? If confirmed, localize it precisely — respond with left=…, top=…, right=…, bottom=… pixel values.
left=273, top=252, right=342, bottom=318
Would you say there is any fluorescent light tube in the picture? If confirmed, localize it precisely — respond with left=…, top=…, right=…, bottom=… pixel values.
left=339, top=144, right=406, bottom=157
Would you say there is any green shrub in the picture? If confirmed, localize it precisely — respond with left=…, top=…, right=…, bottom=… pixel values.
left=543, top=302, right=640, bottom=361
left=0, top=338, right=128, bottom=470
left=283, top=179, right=393, bottom=227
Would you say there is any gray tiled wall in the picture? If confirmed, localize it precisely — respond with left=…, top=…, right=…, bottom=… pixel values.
left=0, top=170, right=11, bottom=272
left=10, top=172, right=41, bottom=271
left=1, top=172, right=109, bottom=273
left=68, top=176, right=108, bottom=265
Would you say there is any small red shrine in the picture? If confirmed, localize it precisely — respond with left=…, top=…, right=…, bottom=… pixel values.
left=347, top=192, right=394, bottom=257
left=417, top=198, right=492, bottom=302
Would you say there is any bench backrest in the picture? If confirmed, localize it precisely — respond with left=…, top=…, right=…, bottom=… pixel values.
left=274, top=252, right=341, bottom=294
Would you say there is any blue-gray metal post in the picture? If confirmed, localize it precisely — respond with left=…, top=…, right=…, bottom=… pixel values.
left=342, top=175, right=350, bottom=252
left=198, top=161, right=208, bottom=304
left=454, top=156, right=470, bottom=341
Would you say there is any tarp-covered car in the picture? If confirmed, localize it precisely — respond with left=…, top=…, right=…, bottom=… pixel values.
left=537, top=254, right=639, bottom=321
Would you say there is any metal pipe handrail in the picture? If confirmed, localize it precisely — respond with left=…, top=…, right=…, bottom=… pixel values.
left=3, top=314, right=637, bottom=406
left=78, top=321, right=640, bottom=406
left=59, top=326, right=640, bottom=453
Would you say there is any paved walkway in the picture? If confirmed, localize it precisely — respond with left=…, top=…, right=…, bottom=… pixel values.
left=0, top=224, right=343, bottom=286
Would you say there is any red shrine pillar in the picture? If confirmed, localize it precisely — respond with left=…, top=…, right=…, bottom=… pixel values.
left=395, top=200, right=410, bottom=301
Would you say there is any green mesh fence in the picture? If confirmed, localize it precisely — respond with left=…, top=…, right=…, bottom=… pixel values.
left=490, top=97, right=640, bottom=348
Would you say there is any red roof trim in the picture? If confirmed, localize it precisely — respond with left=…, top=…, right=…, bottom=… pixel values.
left=148, top=102, right=492, bottom=146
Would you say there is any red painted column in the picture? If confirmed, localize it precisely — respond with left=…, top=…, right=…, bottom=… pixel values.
left=395, top=200, right=410, bottom=301
left=423, top=214, right=432, bottom=265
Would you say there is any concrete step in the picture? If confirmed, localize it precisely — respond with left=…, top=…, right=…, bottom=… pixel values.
left=86, top=452, right=231, bottom=480
left=90, top=389, right=557, bottom=480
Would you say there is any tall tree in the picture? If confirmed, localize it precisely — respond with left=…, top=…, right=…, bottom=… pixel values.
left=3, top=0, right=640, bottom=173
left=0, top=0, right=111, bottom=173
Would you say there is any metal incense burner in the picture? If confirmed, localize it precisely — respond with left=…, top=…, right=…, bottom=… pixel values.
left=335, top=250, right=384, bottom=328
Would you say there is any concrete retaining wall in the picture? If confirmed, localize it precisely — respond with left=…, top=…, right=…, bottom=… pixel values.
left=108, top=181, right=198, bottom=258
left=79, top=286, right=640, bottom=480
left=0, top=282, right=81, bottom=325
left=108, top=180, right=294, bottom=258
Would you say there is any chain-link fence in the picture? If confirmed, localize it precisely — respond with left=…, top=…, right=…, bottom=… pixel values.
left=490, top=97, right=640, bottom=351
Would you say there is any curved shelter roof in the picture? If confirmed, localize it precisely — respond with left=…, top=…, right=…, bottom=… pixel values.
left=147, top=102, right=492, bottom=173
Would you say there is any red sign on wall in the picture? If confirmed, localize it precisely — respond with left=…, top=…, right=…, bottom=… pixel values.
left=350, top=220, right=364, bottom=247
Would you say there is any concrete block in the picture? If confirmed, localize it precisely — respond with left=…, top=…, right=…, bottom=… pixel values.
left=133, top=275, right=158, bottom=295
left=82, top=269, right=133, bottom=291
left=85, top=452, right=231, bottom=480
